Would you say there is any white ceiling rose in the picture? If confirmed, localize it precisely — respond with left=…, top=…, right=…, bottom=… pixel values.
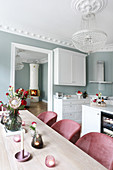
left=71, top=0, right=108, bottom=14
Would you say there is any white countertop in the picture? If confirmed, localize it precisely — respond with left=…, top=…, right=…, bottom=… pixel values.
left=83, top=104, right=113, bottom=115
left=54, top=95, right=90, bottom=101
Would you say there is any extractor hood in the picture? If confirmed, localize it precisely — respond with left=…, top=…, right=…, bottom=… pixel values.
left=89, top=60, right=112, bottom=84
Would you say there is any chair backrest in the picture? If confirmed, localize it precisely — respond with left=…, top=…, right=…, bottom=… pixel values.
left=51, top=119, right=81, bottom=143
left=37, top=111, right=57, bottom=127
left=76, top=132, right=113, bottom=170
left=0, top=106, right=7, bottom=111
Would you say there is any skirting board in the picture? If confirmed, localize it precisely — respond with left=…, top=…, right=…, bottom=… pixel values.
left=42, top=99, right=48, bottom=103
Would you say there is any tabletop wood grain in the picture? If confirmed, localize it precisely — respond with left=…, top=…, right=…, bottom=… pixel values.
left=0, top=110, right=107, bottom=170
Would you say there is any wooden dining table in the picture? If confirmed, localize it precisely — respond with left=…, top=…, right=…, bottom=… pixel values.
left=0, top=110, right=107, bottom=170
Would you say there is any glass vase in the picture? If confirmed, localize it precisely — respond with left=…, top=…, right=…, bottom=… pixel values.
left=4, top=110, right=22, bottom=131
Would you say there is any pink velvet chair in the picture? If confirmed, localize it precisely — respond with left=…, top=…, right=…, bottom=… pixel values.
left=51, top=119, right=81, bottom=143
left=76, top=132, right=113, bottom=170
left=37, top=111, right=57, bottom=127
left=0, top=106, right=7, bottom=111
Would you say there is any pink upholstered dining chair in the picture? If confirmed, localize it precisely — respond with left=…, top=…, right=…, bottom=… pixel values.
left=51, top=119, right=81, bottom=143
left=76, top=132, right=113, bottom=170
left=37, top=111, right=57, bottom=127
left=0, top=106, right=7, bottom=111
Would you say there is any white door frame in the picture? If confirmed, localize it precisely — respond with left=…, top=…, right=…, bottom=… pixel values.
left=10, top=42, right=53, bottom=111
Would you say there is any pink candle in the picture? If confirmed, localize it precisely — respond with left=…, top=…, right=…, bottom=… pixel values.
left=22, top=121, right=25, bottom=126
left=45, top=155, right=55, bottom=167
left=13, top=135, right=21, bottom=142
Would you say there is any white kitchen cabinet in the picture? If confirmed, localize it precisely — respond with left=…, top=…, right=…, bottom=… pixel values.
left=54, top=97, right=90, bottom=123
left=82, top=105, right=101, bottom=136
left=54, top=48, right=86, bottom=86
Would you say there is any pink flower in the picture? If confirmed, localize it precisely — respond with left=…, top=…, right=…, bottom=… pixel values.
left=0, top=101, right=2, bottom=103
left=9, top=86, right=11, bottom=88
left=6, top=93, right=9, bottom=96
left=1, top=104, right=3, bottom=106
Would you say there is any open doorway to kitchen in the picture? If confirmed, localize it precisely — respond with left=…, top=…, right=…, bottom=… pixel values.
left=10, top=43, right=53, bottom=115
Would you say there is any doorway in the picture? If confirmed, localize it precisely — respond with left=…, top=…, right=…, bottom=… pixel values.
left=10, top=43, right=53, bottom=111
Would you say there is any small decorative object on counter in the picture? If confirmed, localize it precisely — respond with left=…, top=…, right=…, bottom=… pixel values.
left=76, top=91, right=82, bottom=99
left=31, top=133, right=43, bottom=149
left=45, top=155, right=55, bottom=168
left=83, top=91, right=87, bottom=99
left=90, top=93, right=106, bottom=107
left=96, top=92, right=102, bottom=99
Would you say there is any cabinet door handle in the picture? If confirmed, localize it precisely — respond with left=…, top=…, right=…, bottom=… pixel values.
left=97, top=113, right=99, bottom=115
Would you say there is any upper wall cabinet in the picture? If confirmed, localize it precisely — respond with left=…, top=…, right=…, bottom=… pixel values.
left=54, top=48, right=86, bottom=86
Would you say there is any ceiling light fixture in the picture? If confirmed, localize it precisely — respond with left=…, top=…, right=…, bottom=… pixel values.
left=71, top=0, right=108, bottom=53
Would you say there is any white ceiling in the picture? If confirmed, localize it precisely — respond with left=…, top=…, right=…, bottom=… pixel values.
left=16, top=48, right=48, bottom=64
left=0, top=0, right=113, bottom=49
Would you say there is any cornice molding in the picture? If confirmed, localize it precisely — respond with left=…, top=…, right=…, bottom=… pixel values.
left=97, top=44, right=113, bottom=52
left=0, top=24, right=113, bottom=52
left=0, top=24, right=75, bottom=49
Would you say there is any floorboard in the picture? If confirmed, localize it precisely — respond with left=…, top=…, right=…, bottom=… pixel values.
left=27, top=101, right=47, bottom=117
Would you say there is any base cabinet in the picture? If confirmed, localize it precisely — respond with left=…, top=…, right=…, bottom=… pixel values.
left=54, top=97, right=90, bottom=123
left=82, top=105, right=101, bottom=136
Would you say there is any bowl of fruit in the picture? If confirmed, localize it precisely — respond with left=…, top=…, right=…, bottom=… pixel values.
left=76, top=91, right=82, bottom=99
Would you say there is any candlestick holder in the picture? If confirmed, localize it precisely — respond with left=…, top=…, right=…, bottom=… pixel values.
left=31, top=133, right=43, bottom=149
left=15, top=149, right=30, bottom=162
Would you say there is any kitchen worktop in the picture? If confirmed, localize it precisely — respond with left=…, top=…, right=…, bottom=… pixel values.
left=83, top=104, right=113, bottom=115
left=54, top=95, right=90, bottom=101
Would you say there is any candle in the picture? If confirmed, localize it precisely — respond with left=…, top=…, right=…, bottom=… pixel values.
left=21, top=129, right=24, bottom=151
left=22, top=121, right=25, bottom=126
left=13, top=135, right=21, bottom=142
left=35, top=141, right=39, bottom=146
left=45, top=155, right=55, bottom=167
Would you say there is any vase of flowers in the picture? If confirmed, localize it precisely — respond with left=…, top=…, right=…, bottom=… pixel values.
left=0, top=86, right=29, bottom=131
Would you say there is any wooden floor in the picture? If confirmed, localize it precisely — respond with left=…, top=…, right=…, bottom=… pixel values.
left=27, top=101, right=47, bottom=117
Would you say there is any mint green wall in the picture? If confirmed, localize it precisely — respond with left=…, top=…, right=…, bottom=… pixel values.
left=15, top=63, right=30, bottom=90
left=1, top=30, right=113, bottom=103
left=0, top=30, right=85, bottom=103
left=86, top=52, right=113, bottom=96
left=39, top=63, right=48, bottom=101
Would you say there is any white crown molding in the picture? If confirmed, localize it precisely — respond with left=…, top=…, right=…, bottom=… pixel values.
left=1, top=24, right=113, bottom=53
left=96, top=44, right=113, bottom=52
left=0, top=24, right=75, bottom=49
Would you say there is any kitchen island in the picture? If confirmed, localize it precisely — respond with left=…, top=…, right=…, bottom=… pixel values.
left=82, top=104, right=113, bottom=136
